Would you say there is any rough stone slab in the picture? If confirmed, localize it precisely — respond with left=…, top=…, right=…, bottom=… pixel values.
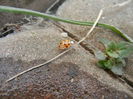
left=0, top=22, right=132, bottom=98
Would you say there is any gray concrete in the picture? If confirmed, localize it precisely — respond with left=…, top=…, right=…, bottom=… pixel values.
left=0, top=22, right=132, bottom=98
left=57, top=0, right=133, bottom=38
left=0, top=0, right=133, bottom=98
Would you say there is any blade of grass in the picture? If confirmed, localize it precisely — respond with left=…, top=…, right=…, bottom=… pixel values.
left=0, top=6, right=133, bottom=42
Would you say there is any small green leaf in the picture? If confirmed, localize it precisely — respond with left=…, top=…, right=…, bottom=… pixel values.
left=118, top=50, right=129, bottom=58
left=97, top=60, right=106, bottom=68
left=105, top=41, right=133, bottom=58
left=117, top=41, right=128, bottom=49
left=95, top=50, right=106, bottom=60
left=104, top=59, right=114, bottom=69
left=118, top=47, right=133, bottom=58
left=106, top=42, right=117, bottom=51
left=98, top=59, right=114, bottom=69
left=111, top=58, right=126, bottom=75
left=106, top=51, right=119, bottom=58
left=106, top=42, right=120, bottom=58
left=111, top=65, right=124, bottom=75
left=99, top=38, right=111, bottom=48
left=116, top=58, right=126, bottom=67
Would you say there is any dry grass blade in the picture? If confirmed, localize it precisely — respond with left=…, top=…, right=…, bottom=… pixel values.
left=78, top=9, right=103, bottom=44
left=6, top=48, right=71, bottom=82
left=6, top=9, right=103, bottom=82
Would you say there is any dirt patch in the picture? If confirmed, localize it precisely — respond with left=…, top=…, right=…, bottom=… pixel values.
left=0, top=57, right=132, bottom=99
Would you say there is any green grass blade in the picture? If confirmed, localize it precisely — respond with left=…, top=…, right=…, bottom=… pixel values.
left=0, top=6, right=133, bottom=42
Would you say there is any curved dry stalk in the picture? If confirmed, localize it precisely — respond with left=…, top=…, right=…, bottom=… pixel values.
left=5, top=0, right=133, bottom=83
left=78, top=9, right=103, bottom=44
left=46, top=0, right=60, bottom=13
left=6, top=48, right=71, bottom=82
left=6, top=9, right=103, bottom=83
left=110, top=0, right=131, bottom=8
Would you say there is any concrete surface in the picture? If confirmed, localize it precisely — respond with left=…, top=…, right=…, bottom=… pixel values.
left=0, top=21, right=132, bottom=98
left=0, top=0, right=133, bottom=98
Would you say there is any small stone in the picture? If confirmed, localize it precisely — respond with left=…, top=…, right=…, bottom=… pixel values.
left=71, top=78, right=74, bottom=82
left=61, top=32, right=68, bottom=37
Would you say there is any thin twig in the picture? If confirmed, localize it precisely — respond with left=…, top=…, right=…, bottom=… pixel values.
left=6, top=48, right=71, bottom=82
left=6, top=9, right=103, bottom=83
left=46, top=0, right=60, bottom=13
left=110, top=0, right=131, bottom=8
left=0, top=28, right=13, bottom=35
left=78, top=9, right=103, bottom=44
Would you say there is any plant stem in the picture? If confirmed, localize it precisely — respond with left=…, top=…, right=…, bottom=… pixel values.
left=0, top=6, right=133, bottom=42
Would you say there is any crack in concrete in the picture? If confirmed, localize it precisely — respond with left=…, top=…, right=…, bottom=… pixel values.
left=53, top=22, right=95, bottom=55
left=53, top=22, right=133, bottom=91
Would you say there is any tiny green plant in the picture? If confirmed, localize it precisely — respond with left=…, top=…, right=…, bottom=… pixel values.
left=96, top=39, right=133, bottom=75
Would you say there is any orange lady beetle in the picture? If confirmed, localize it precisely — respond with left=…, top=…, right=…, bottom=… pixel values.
left=59, top=39, right=74, bottom=49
